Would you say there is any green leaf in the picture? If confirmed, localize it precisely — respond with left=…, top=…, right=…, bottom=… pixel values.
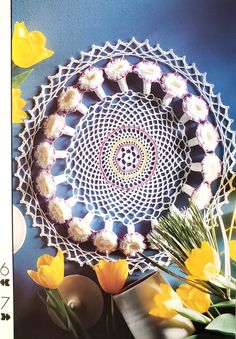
left=47, top=290, right=77, bottom=334
left=205, top=313, right=236, bottom=336
left=210, top=299, right=236, bottom=308
left=12, top=68, right=33, bottom=88
left=230, top=276, right=236, bottom=283
left=174, top=306, right=211, bottom=324
left=210, top=275, right=236, bottom=289
left=47, top=291, right=69, bottom=325
left=46, top=289, right=89, bottom=339
left=185, top=334, right=230, bottom=339
left=47, top=303, right=68, bottom=330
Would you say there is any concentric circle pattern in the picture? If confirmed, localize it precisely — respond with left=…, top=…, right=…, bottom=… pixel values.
left=15, top=39, right=235, bottom=272
left=100, top=126, right=157, bottom=190
left=66, top=91, right=191, bottom=225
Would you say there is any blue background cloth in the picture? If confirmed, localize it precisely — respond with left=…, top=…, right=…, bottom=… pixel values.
left=12, top=1, right=236, bottom=338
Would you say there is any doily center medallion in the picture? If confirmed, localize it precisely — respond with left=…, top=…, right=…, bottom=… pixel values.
left=66, top=91, right=191, bottom=225
left=100, top=126, right=157, bottom=191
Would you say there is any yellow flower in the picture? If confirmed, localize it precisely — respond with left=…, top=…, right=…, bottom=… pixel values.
left=149, top=283, right=183, bottom=319
left=185, top=241, right=221, bottom=281
left=12, top=22, right=54, bottom=68
left=229, top=240, right=236, bottom=261
left=176, top=284, right=211, bottom=313
left=27, top=250, right=64, bottom=289
left=12, top=88, right=27, bottom=123
left=93, top=259, right=128, bottom=294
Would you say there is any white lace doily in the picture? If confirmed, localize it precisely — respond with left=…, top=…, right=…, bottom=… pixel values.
left=16, top=38, right=235, bottom=273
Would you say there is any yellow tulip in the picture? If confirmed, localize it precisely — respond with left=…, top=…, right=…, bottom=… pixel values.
left=27, top=250, right=64, bottom=289
left=149, top=283, right=183, bottom=319
left=229, top=240, right=236, bottom=261
left=176, top=284, right=211, bottom=313
left=185, top=241, right=221, bottom=281
left=12, top=88, right=27, bottom=123
left=93, top=259, right=128, bottom=294
left=12, top=22, right=54, bottom=68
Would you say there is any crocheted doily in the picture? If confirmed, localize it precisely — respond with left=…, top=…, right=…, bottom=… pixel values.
left=16, top=38, right=235, bottom=273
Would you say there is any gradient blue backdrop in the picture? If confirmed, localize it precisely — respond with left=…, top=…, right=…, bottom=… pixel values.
left=12, top=1, right=236, bottom=338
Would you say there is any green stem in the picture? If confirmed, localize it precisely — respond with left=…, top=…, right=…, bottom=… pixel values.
left=65, top=303, right=90, bottom=339
left=199, top=280, right=227, bottom=300
left=210, top=209, right=219, bottom=253
left=228, top=205, right=236, bottom=242
left=47, top=288, right=91, bottom=339
left=111, top=295, right=116, bottom=337
left=206, top=310, right=215, bottom=320
left=47, top=290, right=78, bottom=338
left=212, top=306, right=221, bottom=316
left=56, top=289, right=91, bottom=339
left=216, top=206, right=231, bottom=299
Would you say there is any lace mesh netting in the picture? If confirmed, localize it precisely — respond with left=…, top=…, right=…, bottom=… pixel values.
left=16, top=38, right=235, bottom=273
left=66, top=91, right=191, bottom=225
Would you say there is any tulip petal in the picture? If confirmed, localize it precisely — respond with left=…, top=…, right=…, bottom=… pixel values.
left=12, top=110, right=27, bottom=123
left=94, top=261, right=112, bottom=294
left=29, top=31, right=46, bottom=46
left=12, top=21, right=54, bottom=68
left=93, top=259, right=128, bottom=294
left=27, top=270, right=44, bottom=287
left=13, top=22, right=28, bottom=38
left=42, top=48, right=54, bottom=59
left=150, top=284, right=181, bottom=319
left=185, top=241, right=220, bottom=281
left=54, top=250, right=64, bottom=273
left=12, top=88, right=27, bottom=123
left=27, top=250, right=64, bottom=289
left=203, top=262, right=219, bottom=281
left=229, top=240, right=236, bottom=261
left=37, top=254, right=54, bottom=270
left=110, top=260, right=128, bottom=294
left=38, top=264, right=64, bottom=289
left=176, top=284, right=211, bottom=314
left=149, top=305, right=176, bottom=319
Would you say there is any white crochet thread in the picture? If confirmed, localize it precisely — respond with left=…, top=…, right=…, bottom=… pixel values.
left=15, top=38, right=235, bottom=273
left=66, top=91, right=191, bottom=225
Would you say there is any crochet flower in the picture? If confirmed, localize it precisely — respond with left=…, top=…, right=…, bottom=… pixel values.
left=161, top=73, right=187, bottom=98
left=149, top=283, right=182, bottom=319
left=120, top=233, right=146, bottom=256
left=34, top=141, right=55, bottom=169
left=134, top=60, right=162, bottom=83
left=93, top=259, right=128, bottom=294
left=68, top=217, right=92, bottom=243
left=48, top=197, right=72, bottom=224
left=12, top=22, right=54, bottom=68
left=182, top=95, right=208, bottom=123
left=35, top=170, right=56, bottom=199
left=27, top=250, right=64, bottom=289
left=105, top=58, right=132, bottom=81
left=176, top=284, right=211, bottom=313
left=202, top=153, right=221, bottom=183
left=191, top=182, right=212, bottom=210
left=78, top=67, right=104, bottom=91
left=196, top=122, right=219, bottom=152
left=185, top=241, right=221, bottom=281
left=12, top=88, right=27, bottom=123
left=93, top=230, right=118, bottom=254
left=57, top=87, right=82, bottom=114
